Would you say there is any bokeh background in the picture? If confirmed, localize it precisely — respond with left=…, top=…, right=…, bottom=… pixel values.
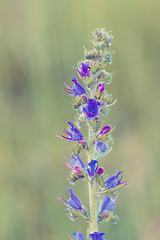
left=0, top=0, right=160, bottom=239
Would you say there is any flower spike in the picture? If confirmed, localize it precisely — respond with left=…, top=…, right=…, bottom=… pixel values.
left=57, top=28, right=128, bottom=240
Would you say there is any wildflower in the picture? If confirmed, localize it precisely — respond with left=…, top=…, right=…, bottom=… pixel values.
left=66, top=154, right=86, bottom=174
left=87, top=160, right=104, bottom=178
left=89, top=232, right=106, bottom=240
left=72, top=232, right=86, bottom=240
left=60, top=122, right=84, bottom=142
left=96, top=141, right=108, bottom=153
left=76, top=62, right=91, bottom=77
left=58, top=187, right=83, bottom=211
left=105, top=171, right=127, bottom=189
left=64, top=77, right=87, bottom=96
left=99, top=195, right=116, bottom=215
left=82, top=99, right=101, bottom=121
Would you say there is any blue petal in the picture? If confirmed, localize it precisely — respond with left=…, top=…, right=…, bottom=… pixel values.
left=67, top=122, right=74, bottom=133
left=72, top=127, right=84, bottom=141
left=70, top=154, right=86, bottom=170
left=67, top=188, right=82, bottom=211
left=105, top=171, right=123, bottom=188
left=87, top=160, right=98, bottom=177
left=67, top=122, right=84, bottom=141
left=72, top=77, right=87, bottom=95
left=105, top=175, right=118, bottom=188
left=80, top=63, right=90, bottom=77
left=96, top=142, right=107, bottom=152
left=87, top=99, right=98, bottom=114
left=83, top=99, right=101, bottom=120
left=89, top=232, right=105, bottom=240
left=88, top=160, right=98, bottom=172
left=99, top=195, right=115, bottom=214
left=72, top=232, right=86, bottom=240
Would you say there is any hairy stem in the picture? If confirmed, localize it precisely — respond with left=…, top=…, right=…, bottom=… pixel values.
left=88, top=123, right=98, bottom=233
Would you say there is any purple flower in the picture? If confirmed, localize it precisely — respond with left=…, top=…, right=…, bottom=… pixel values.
left=64, top=77, right=87, bottom=96
left=96, top=141, right=108, bottom=153
left=66, top=154, right=86, bottom=173
left=105, top=171, right=125, bottom=189
left=96, top=83, right=106, bottom=95
left=89, top=232, right=106, bottom=240
left=99, top=125, right=111, bottom=136
left=87, top=160, right=104, bottom=178
left=76, top=62, right=91, bottom=77
left=82, top=99, right=101, bottom=121
left=60, top=122, right=84, bottom=142
left=99, top=195, right=116, bottom=215
left=58, top=188, right=83, bottom=211
left=72, top=232, right=86, bottom=240
left=67, top=188, right=83, bottom=211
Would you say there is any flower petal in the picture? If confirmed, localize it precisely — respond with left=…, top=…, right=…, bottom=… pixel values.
left=72, top=232, right=86, bottom=240
left=67, top=188, right=83, bottom=211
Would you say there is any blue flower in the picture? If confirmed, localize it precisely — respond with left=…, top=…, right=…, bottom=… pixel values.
left=67, top=188, right=83, bottom=211
left=66, top=154, right=86, bottom=173
left=96, top=141, right=108, bottom=153
left=76, top=62, right=91, bottom=77
left=87, top=160, right=104, bottom=178
left=60, top=122, right=84, bottom=142
left=89, top=232, right=106, bottom=240
left=105, top=171, right=123, bottom=189
left=72, top=232, right=86, bottom=240
left=58, top=188, right=83, bottom=211
left=99, top=195, right=116, bottom=215
left=64, top=77, right=87, bottom=96
left=82, top=99, right=101, bottom=121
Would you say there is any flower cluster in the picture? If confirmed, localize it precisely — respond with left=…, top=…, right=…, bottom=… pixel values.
left=58, top=28, right=128, bottom=239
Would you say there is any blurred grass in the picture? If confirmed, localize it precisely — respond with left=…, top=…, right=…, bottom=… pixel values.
left=0, top=0, right=160, bottom=239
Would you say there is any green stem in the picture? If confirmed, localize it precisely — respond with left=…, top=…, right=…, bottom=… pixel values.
left=88, top=123, right=98, bottom=233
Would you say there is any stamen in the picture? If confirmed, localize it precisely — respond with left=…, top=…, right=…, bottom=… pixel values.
left=63, top=89, right=73, bottom=94
left=64, top=82, right=72, bottom=90
left=61, top=134, right=72, bottom=140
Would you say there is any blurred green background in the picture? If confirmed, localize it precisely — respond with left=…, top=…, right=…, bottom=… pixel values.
left=0, top=0, right=160, bottom=239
